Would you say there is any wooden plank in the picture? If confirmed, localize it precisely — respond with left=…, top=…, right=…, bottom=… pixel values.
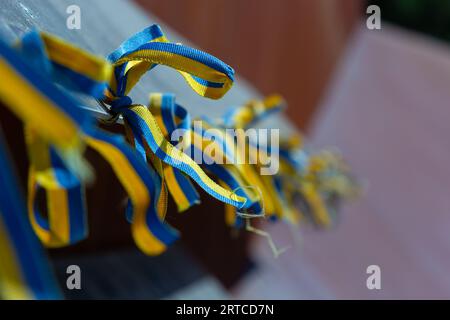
left=52, top=245, right=227, bottom=299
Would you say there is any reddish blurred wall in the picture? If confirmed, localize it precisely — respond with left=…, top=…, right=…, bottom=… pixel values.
left=134, top=0, right=362, bottom=129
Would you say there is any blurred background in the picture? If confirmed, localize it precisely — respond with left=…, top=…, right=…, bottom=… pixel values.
left=136, top=0, right=361, bottom=130
left=114, top=0, right=450, bottom=299
left=136, top=0, right=450, bottom=130
left=2, top=0, right=450, bottom=299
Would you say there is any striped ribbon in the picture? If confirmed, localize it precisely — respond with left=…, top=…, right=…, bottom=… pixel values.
left=222, top=94, right=286, bottom=129
left=0, top=28, right=182, bottom=267
left=107, top=24, right=234, bottom=100
left=149, top=93, right=200, bottom=212
left=0, top=32, right=96, bottom=249
left=17, top=30, right=179, bottom=254
left=0, top=129, right=61, bottom=299
left=217, top=95, right=360, bottom=228
left=26, top=126, right=88, bottom=247
left=16, top=30, right=111, bottom=247
left=104, top=25, right=254, bottom=215
left=0, top=23, right=360, bottom=299
left=193, top=117, right=274, bottom=225
left=150, top=93, right=264, bottom=223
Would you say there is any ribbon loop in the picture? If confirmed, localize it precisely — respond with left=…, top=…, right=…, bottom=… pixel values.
left=107, top=24, right=234, bottom=100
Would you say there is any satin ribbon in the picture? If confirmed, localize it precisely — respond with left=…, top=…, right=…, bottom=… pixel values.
left=0, top=129, right=61, bottom=299
left=104, top=25, right=257, bottom=217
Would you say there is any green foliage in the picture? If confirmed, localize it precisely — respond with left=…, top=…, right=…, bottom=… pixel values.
left=369, top=0, right=450, bottom=42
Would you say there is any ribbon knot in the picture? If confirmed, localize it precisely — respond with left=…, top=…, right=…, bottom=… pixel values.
left=109, top=95, right=133, bottom=115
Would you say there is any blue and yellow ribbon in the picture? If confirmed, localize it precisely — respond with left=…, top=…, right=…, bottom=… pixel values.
left=83, top=127, right=179, bottom=255
left=222, top=94, right=285, bottom=129
left=107, top=24, right=234, bottom=100
left=149, top=93, right=200, bottom=212
left=0, top=22, right=360, bottom=289
left=15, top=30, right=111, bottom=247
left=1, top=29, right=180, bottom=257
left=104, top=25, right=251, bottom=215
left=0, top=130, right=61, bottom=299
left=26, top=126, right=87, bottom=247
